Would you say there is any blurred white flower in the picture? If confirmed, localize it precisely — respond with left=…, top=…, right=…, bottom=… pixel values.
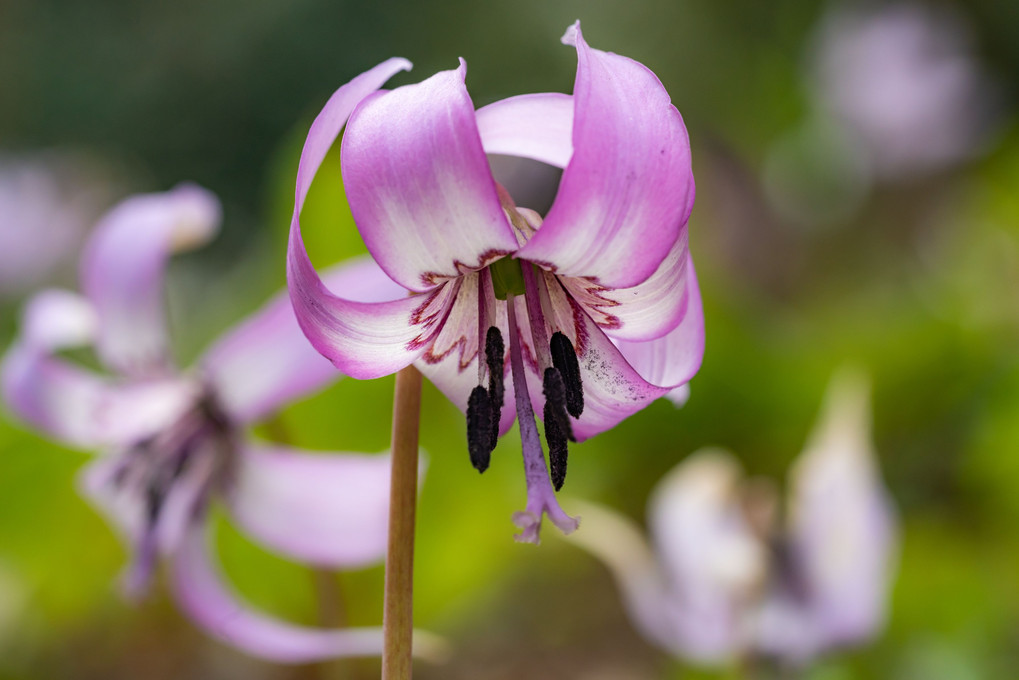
left=809, top=2, right=1000, bottom=179
left=0, top=154, right=115, bottom=298
left=570, top=370, right=897, bottom=668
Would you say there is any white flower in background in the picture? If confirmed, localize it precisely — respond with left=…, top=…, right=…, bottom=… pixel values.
left=0, top=154, right=114, bottom=298
left=809, top=2, right=1000, bottom=179
left=570, top=370, right=897, bottom=667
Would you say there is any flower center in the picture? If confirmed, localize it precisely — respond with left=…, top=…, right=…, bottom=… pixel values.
left=466, top=256, right=585, bottom=493
left=106, top=388, right=236, bottom=593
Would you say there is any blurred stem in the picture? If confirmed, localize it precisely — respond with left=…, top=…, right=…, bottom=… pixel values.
left=310, top=568, right=347, bottom=628
left=264, top=415, right=356, bottom=680
left=382, top=366, right=423, bottom=680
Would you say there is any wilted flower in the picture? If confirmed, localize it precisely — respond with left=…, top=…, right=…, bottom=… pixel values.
left=2, top=186, right=403, bottom=663
left=809, top=2, right=1000, bottom=179
left=570, top=371, right=896, bottom=666
left=288, top=22, right=703, bottom=542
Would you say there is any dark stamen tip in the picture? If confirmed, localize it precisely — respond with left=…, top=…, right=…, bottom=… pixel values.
left=467, top=385, right=493, bottom=473
left=550, top=331, right=584, bottom=418
left=485, top=326, right=505, bottom=391
left=543, top=400, right=569, bottom=491
left=485, top=326, right=505, bottom=451
left=542, top=367, right=574, bottom=442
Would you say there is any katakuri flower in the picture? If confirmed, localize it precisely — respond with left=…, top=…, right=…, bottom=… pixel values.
left=569, top=371, right=897, bottom=666
left=1, top=185, right=415, bottom=663
left=288, top=22, right=703, bottom=543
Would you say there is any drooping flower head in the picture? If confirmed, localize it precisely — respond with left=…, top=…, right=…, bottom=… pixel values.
left=1, top=186, right=411, bottom=663
left=570, top=371, right=897, bottom=666
left=288, top=22, right=703, bottom=542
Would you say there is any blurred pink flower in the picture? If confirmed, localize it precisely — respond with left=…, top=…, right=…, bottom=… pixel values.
left=810, top=3, right=1000, bottom=179
left=0, top=155, right=110, bottom=297
left=287, top=22, right=703, bottom=543
left=2, top=186, right=404, bottom=663
left=571, top=371, right=897, bottom=667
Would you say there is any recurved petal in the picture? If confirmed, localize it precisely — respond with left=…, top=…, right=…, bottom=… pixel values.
left=648, top=450, right=765, bottom=662
left=787, top=371, right=896, bottom=649
left=81, top=184, right=221, bottom=376
left=341, top=60, right=519, bottom=292
left=515, top=22, right=695, bottom=289
left=78, top=456, right=154, bottom=594
left=2, top=344, right=107, bottom=448
left=227, top=445, right=393, bottom=568
left=286, top=60, right=460, bottom=379
left=1, top=341, right=195, bottom=450
left=170, top=525, right=391, bottom=663
left=201, top=259, right=404, bottom=423
left=290, top=254, right=458, bottom=380
left=19, top=289, right=97, bottom=351
left=475, top=93, right=575, bottom=168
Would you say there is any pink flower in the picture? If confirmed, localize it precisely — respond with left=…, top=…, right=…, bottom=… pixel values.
left=2, top=185, right=405, bottom=663
left=287, top=22, right=703, bottom=542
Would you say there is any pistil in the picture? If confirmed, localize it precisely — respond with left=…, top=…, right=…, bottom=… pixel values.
left=506, top=294, right=579, bottom=543
left=522, top=262, right=580, bottom=489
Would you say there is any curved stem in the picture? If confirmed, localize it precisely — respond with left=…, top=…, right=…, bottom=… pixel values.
left=382, top=366, right=423, bottom=679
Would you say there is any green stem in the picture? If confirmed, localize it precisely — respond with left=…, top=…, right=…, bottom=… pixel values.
left=381, top=366, right=423, bottom=680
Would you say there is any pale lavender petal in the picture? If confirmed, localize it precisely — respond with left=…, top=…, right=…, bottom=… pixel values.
left=2, top=343, right=107, bottom=447
left=286, top=60, right=459, bottom=379
left=78, top=457, right=153, bottom=593
left=201, top=259, right=404, bottom=423
left=751, top=595, right=821, bottom=663
left=227, top=445, right=392, bottom=568
left=81, top=184, right=221, bottom=376
left=562, top=233, right=693, bottom=342
left=79, top=439, right=220, bottom=598
left=648, top=450, right=766, bottom=662
left=171, top=525, right=391, bottom=663
left=80, top=457, right=146, bottom=545
left=787, top=371, right=896, bottom=649
left=19, top=289, right=97, bottom=351
left=341, top=60, right=519, bottom=292
left=515, top=22, right=695, bottom=289
left=475, top=93, right=575, bottom=168
left=1, top=342, right=195, bottom=449
left=1, top=291, right=106, bottom=446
